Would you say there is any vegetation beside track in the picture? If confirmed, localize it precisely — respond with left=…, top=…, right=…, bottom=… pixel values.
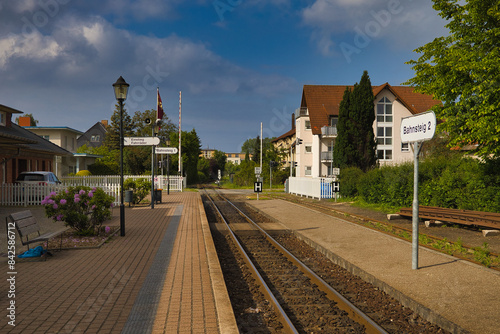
left=339, top=156, right=500, bottom=213
left=268, top=192, right=500, bottom=270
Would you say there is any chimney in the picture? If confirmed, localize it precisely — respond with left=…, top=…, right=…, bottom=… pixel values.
left=101, top=120, right=108, bottom=127
left=18, top=116, right=32, bottom=127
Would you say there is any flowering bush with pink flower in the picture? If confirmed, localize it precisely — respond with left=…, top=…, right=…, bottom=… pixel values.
left=43, top=186, right=115, bottom=235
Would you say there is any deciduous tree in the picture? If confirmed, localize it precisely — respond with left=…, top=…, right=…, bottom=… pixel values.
left=405, top=0, right=500, bottom=158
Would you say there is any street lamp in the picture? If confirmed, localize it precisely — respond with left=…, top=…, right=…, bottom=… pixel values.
left=113, top=76, right=129, bottom=236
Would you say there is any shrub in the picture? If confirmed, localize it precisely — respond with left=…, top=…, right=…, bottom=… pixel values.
left=43, top=186, right=115, bottom=235
left=75, top=170, right=92, bottom=176
left=338, top=167, right=363, bottom=198
left=123, top=178, right=151, bottom=204
left=357, top=168, right=384, bottom=203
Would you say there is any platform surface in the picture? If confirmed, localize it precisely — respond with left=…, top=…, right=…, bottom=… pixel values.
left=0, top=192, right=237, bottom=334
left=247, top=197, right=500, bottom=334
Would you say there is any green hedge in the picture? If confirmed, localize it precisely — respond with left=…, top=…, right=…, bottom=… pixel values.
left=341, top=156, right=500, bottom=213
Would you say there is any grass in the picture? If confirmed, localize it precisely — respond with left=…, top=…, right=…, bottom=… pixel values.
left=349, top=199, right=401, bottom=214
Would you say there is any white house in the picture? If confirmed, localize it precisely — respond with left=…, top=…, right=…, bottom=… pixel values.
left=21, top=124, right=99, bottom=176
left=290, top=83, right=441, bottom=178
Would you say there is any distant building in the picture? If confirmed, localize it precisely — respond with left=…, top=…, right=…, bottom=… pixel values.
left=200, top=148, right=215, bottom=159
left=77, top=120, right=108, bottom=148
left=225, top=153, right=249, bottom=165
left=22, top=123, right=99, bottom=176
left=272, top=114, right=296, bottom=169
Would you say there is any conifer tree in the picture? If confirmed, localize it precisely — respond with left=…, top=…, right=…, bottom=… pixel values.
left=332, top=71, right=376, bottom=172
left=352, top=71, right=377, bottom=171
left=104, top=103, right=134, bottom=150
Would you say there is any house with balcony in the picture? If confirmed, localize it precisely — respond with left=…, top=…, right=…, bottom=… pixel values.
left=288, top=84, right=440, bottom=178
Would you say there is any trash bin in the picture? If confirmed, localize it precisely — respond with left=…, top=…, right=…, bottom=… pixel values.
left=124, top=190, right=133, bottom=206
left=154, top=189, right=162, bottom=204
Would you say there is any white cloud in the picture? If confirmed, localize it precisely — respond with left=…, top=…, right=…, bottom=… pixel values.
left=301, top=0, right=448, bottom=56
left=0, top=10, right=297, bottom=136
left=0, top=32, right=61, bottom=67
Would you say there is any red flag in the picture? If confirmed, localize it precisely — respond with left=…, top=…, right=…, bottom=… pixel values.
left=157, top=88, right=164, bottom=121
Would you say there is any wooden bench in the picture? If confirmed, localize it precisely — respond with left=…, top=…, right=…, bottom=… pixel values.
left=6, top=210, right=68, bottom=254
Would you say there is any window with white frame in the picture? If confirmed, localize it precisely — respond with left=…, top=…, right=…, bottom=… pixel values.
left=305, top=166, right=312, bottom=176
left=305, top=145, right=312, bottom=153
left=377, top=149, right=392, bottom=160
left=305, top=120, right=311, bottom=130
left=377, top=126, right=392, bottom=145
left=376, top=97, right=393, bottom=161
left=91, top=135, right=100, bottom=142
left=401, top=142, right=410, bottom=152
left=0, top=112, right=5, bottom=126
left=329, top=116, right=338, bottom=127
left=377, top=97, right=393, bottom=122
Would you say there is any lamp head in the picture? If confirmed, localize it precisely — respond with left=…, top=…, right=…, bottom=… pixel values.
left=113, top=76, right=129, bottom=101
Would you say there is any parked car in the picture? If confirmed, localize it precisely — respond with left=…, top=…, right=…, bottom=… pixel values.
left=15, top=171, right=62, bottom=204
left=16, top=171, right=61, bottom=185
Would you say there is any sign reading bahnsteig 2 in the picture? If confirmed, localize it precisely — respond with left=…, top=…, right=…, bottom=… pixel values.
left=400, top=111, right=436, bottom=143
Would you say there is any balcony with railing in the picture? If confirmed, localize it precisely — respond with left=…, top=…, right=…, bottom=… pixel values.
left=295, top=107, right=308, bottom=118
left=321, top=126, right=337, bottom=138
left=321, top=151, right=333, bottom=162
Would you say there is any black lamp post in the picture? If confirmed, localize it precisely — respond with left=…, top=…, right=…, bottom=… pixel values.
left=113, top=76, right=129, bottom=236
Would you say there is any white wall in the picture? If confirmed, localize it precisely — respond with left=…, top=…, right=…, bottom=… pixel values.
left=373, top=90, right=414, bottom=166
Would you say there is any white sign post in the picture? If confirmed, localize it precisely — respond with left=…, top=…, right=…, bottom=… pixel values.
left=155, top=147, right=178, bottom=155
left=401, top=111, right=436, bottom=270
left=124, top=137, right=160, bottom=146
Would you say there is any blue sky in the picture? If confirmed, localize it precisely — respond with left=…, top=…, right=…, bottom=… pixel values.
left=0, top=0, right=448, bottom=153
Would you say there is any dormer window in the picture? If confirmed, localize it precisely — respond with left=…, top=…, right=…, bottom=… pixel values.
left=0, top=112, right=5, bottom=126
left=329, top=116, right=338, bottom=127
left=377, top=97, right=392, bottom=122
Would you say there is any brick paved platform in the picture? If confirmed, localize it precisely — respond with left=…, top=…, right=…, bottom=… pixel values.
left=1, top=192, right=237, bottom=334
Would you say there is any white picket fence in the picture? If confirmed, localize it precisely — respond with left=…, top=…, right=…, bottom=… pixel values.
left=0, top=175, right=184, bottom=207
left=0, top=183, right=120, bottom=207
left=60, top=175, right=185, bottom=192
left=288, top=177, right=338, bottom=199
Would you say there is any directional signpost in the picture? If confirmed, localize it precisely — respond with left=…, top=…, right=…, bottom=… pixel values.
left=155, top=147, right=178, bottom=155
left=124, top=137, right=160, bottom=146
left=401, top=111, right=436, bottom=270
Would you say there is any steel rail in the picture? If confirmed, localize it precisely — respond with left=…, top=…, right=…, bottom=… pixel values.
left=216, top=190, right=389, bottom=334
left=203, top=190, right=299, bottom=334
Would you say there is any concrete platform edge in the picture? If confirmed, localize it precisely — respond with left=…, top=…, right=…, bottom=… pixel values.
left=198, top=194, right=239, bottom=333
left=246, top=202, right=471, bottom=334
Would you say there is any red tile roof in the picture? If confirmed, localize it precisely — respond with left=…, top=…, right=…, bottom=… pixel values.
left=302, top=83, right=441, bottom=135
left=272, top=127, right=296, bottom=142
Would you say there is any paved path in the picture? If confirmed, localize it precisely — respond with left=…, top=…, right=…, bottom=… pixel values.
left=1, top=192, right=237, bottom=334
left=247, top=198, right=500, bottom=334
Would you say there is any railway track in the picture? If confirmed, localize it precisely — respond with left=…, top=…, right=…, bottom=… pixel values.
left=203, top=189, right=448, bottom=333
left=398, top=205, right=500, bottom=230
